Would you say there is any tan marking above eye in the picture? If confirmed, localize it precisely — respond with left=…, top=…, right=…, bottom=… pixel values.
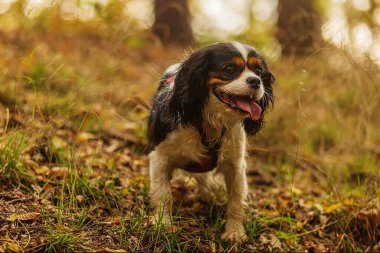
left=231, top=57, right=245, bottom=67
left=247, top=57, right=262, bottom=69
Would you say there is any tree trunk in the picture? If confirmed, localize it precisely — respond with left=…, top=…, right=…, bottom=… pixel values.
left=152, top=0, right=194, bottom=46
left=276, top=0, right=322, bottom=55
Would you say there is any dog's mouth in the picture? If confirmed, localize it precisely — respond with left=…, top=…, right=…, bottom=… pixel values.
left=213, top=88, right=262, bottom=121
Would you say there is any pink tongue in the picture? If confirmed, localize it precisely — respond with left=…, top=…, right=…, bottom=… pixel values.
left=235, top=99, right=262, bottom=121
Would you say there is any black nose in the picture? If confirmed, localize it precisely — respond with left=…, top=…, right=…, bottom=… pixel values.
left=246, top=77, right=261, bottom=89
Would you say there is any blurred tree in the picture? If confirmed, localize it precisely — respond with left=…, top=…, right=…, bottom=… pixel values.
left=276, top=0, right=322, bottom=55
left=152, top=0, right=194, bottom=46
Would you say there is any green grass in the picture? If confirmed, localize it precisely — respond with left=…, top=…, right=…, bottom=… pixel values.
left=45, top=230, right=82, bottom=253
left=0, top=131, right=31, bottom=183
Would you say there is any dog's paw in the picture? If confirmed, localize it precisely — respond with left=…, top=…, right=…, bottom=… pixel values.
left=221, top=228, right=247, bottom=242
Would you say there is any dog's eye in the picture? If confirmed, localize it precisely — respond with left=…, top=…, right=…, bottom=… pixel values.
left=222, top=65, right=238, bottom=76
left=254, top=67, right=262, bottom=76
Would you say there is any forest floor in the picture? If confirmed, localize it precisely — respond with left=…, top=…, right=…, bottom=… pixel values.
left=1, top=18, right=380, bottom=253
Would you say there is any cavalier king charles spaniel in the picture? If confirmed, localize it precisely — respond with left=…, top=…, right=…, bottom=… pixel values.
left=148, top=42, right=275, bottom=242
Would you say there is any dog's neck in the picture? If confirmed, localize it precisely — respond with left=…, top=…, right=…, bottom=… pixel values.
left=202, top=112, right=242, bottom=145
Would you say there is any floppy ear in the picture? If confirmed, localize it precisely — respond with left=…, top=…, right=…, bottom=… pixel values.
left=168, top=50, right=209, bottom=126
left=243, top=70, right=275, bottom=135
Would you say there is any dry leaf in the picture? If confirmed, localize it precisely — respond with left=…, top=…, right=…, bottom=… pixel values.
left=210, top=241, right=216, bottom=253
left=6, top=214, right=17, bottom=222
left=343, top=198, right=354, bottom=206
left=49, top=167, right=69, bottom=177
left=76, top=195, right=85, bottom=203
left=268, top=233, right=282, bottom=250
left=51, top=136, right=68, bottom=149
left=291, top=185, right=303, bottom=196
left=121, top=188, right=130, bottom=196
left=3, top=242, right=19, bottom=252
left=324, top=203, right=342, bottom=213
left=105, top=179, right=114, bottom=187
left=76, top=132, right=96, bottom=142
left=17, top=212, right=40, bottom=221
left=163, top=225, right=179, bottom=233
left=33, top=165, right=49, bottom=175
left=319, top=215, right=328, bottom=225
left=92, top=247, right=127, bottom=253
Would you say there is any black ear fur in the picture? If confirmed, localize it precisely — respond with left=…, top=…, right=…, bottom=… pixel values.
left=168, top=50, right=210, bottom=126
left=243, top=70, right=275, bottom=135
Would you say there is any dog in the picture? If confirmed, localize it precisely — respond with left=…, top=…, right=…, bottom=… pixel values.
left=148, top=42, right=275, bottom=242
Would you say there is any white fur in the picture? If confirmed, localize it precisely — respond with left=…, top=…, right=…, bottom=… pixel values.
left=149, top=101, right=249, bottom=242
left=164, top=63, right=180, bottom=76
left=232, top=42, right=249, bottom=61
left=220, top=69, right=265, bottom=99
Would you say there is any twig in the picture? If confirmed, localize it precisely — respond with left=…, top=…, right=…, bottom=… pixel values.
left=6, top=196, right=34, bottom=204
left=296, top=219, right=340, bottom=237
left=23, top=243, right=47, bottom=253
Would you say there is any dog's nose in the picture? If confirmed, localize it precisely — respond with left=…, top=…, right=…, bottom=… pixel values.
left=246, top=77, right=261, bottom=89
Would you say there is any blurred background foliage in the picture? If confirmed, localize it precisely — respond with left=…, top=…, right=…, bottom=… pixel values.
left=0, top=0, right=380, bottom=59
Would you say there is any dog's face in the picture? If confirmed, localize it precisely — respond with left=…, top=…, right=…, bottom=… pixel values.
left=206, top=42, right=273, bottom=122
left=167, top=42, right=275, bottom=135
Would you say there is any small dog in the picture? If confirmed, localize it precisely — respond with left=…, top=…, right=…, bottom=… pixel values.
left=148, top=42, right=275, bottom=241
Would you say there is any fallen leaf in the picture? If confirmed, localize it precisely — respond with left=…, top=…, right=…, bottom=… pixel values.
left=343, top=198, right=354, bottom=206
left=319, top=215, right=328, bottom=225
left=33, top=165, right=49, bottom=175
left=17, top=212, right=40, bottom=221
left=165, top=225, right=179, bottom=233
left=105, top=179, right=114, bottom=187
left=269, top=233, right=283, bottom=250
left=76, top=195, right=85, bottom=203
left=121, top=188, right=130, bottom=196
left=4, top=242, right=19, bottom=252
left=296, top=221, right=304, bottom=229
left=291, top=185, right=303, bottom=196
left=299, top=199, right=313, bottom=209
left=49, top=167, right=69, bottom=177
left=92, top=247, right=127, bottom=253
left=324, top=203, right=342, bottom=213
left=260, top=233, right=282, bottom=250
left=76, top=132, right=96, bottom=142
left=210, top=241, right=216, bottom=253
left=6, top=214, right=17, bottom=222
left=51, top=136, right=68, bottom=149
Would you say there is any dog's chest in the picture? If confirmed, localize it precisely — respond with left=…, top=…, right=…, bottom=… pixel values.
left=155, top=127, right=221, bottom=173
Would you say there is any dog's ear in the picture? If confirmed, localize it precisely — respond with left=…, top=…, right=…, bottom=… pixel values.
left=244, top=70, right=275, bottom=135
left=168, top=50, right=209, bottom=126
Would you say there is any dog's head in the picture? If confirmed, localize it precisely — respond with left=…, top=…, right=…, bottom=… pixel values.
left=167, top=42, right=275, bottom=135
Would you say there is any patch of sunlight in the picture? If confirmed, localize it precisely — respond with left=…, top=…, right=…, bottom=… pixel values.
left=371, top=38, right=380, bottom=62
left=0, top=0, right=14, bottom=14
left=124, top=0, right=153, bottom=29
left=24, top=0, right=54, bottom=17
left=322, top=3, right=350, bottom=47
left=61, top=1, right=96, bottom=21
left=250, top=0, right=278, bottom=24
left=374, top=8, right=380, bottom=26
left=350, top=0, right=370, bottom=11
left=352, top=23, right=373, bottom=55
left=193, top=0, right=249, bottom=38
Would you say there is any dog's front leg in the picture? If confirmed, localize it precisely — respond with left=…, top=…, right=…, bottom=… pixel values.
left=221, top=160, right=248, bottom=242
left=149, top=151, right=173, bottom=226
